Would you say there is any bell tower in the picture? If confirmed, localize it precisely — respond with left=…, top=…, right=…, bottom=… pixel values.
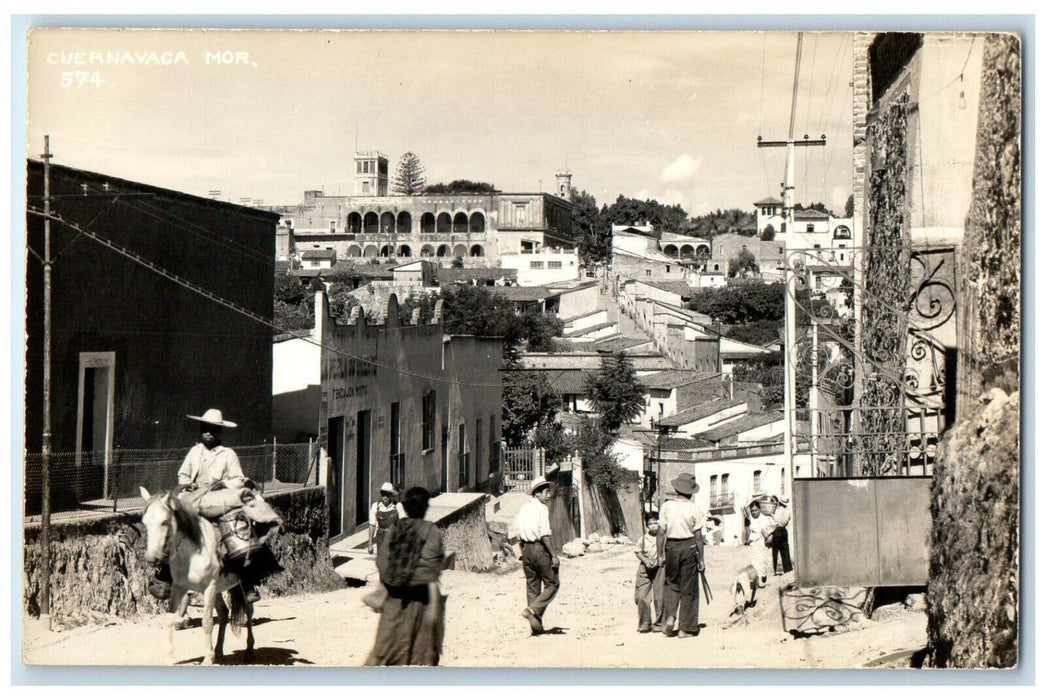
left=555, top=169, right=572, bottom=200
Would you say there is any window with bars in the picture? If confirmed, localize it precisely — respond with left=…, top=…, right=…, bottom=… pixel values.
left=753, top=470, right=763, bottom=494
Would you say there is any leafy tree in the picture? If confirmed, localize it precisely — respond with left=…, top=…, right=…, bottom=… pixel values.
left=572, top=418, right=633, bottom=489
left=796, top=201, right=831, bottom=215
left=844, top=194, right=855, bottom=218
left=688, top=281, right=784, bottom=325
left=424, top=180, right=497, bottom=194
left=728, top=247, right=760, bottom=278
left=391, top=152, right=426, bottom=195
left=688, top=208, right=757, bottom=236
left=603, top=194, right=690, bottom=234
left=502, top=370, right=563, bottom=447
left=732, top=354, right=785, bottom=406
left=570, top=187, right=609, bottom=266
left=584, top=352, right=646, bottom=433
left=273, top=275, right=314, bottom=332
left=760, top=224, right=776, bottom=241
left=531, top=421, right=572, bottom=465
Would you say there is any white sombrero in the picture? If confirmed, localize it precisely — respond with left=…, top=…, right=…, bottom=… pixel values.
left=187, top=408, right=238, bottom=428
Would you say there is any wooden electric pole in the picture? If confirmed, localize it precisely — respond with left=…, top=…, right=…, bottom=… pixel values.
left=756, top=33, right=826, bottom=504
left=40, top=135, right=53, bottom=627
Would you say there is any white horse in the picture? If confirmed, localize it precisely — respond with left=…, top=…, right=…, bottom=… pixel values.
left=139, top=486, right=257, bottom=665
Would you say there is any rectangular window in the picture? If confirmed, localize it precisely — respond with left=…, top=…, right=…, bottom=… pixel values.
left=422, top=390, right=436, bottom=451
left=806, top=224, right=815, bottom=233
left=362, top=181, right=371, bottom=194
left=390, top=402, right=404, bottom=487
left=547, top=260, right=563, bottom=269
left=753, top=470, right=762, bottom=494
left=489, top=415, right=499, bottom=475
left=476, top=418, right=483, bottom=484
left=721, top=473, right=730, bottom=495
left=645, top=270, right=652, bottom=276
left=329, top=220, right=337, bottom=233
left=781, top=468, right=786, bottom=494
left=709, top=475, right=718, bottom=503
left=515, top=204, right=527, bottom=225
left=530, top=261, right=545, bottom=269
left=458, top=423, right=470, bottom=488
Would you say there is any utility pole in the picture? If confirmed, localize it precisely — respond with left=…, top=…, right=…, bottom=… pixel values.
left=40, top=135, right=53, bottom=628
left=756, top=34, right=826, bottom=506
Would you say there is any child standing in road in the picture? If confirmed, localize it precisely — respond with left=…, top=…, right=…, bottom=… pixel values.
left=634, top=512, right=663, bottom=633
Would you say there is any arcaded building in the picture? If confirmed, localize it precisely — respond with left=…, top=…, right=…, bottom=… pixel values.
left=272, top=152, right=576, bottom=266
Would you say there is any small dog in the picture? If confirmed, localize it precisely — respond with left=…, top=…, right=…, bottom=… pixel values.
left=730, top=565, right=760, bottom=616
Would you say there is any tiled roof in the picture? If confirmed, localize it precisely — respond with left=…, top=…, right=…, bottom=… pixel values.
left=436, top=267, right=517, bottom=283
left=544, top=369, right=595, bottom=395
left=638, top=279, right=696, bottom=298
left=640, top=370, right=721, bottom=391
left=691, top=411, right=784, bottom=442
left=300, top=249, right=337, bottom=260
left=491, top=286, right=554, bottom=302
left=754, top=197, right=782, bottom=206
left=794, top=208, right=831, bottom=220
left=657, top=397, right=747, bottom=428
left=592, top=337, right=653, bottom=353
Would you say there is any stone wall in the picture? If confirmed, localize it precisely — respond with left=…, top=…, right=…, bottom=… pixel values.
left=22, top=486, right=340, bottom=628
left=926, top=33, right=1021, bottom=669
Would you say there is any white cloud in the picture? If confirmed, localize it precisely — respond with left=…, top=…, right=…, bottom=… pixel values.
left=660, top=154, right=702, bottom=183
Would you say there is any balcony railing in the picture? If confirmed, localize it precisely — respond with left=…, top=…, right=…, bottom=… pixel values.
left=708, top=491, right=735, bottom=512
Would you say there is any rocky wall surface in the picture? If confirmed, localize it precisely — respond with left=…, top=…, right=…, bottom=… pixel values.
left=22, top=486, right=340, bottom=628
left=926, top=389, right=1019, bottom=668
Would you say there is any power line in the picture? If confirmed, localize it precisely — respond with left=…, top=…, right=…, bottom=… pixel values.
left=27, top=206, right=506, bottom=389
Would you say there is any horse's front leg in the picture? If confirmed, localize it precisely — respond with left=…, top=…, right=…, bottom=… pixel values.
left=167, top=588, right=189, bottom=663
left=213, top=593, right=229, bottom=664
left=200, top=582, right=219, bottom=665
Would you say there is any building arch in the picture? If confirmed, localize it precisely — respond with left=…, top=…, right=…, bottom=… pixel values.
left=380, top=211, right=396, bottom=233
left=363, top=212, right=379, bottom=234
left=397, top=244, right=412, bottom=257
left=436, top=212, right=452, bottom=233
left=421, top=212, right=436, bottom=233
left=469, top=244, right=484, bottom=257
left=663, top=244, right=679, bottom=258
left=397, top=211, right=412, bottom=234
left=379, top=244, right=395, bottom=257
left=347, top=244, right=363, bottom=258
left=453, top=212, right=469, bottom=233
left=469, top=211, right=486, bottom=232
left=453, top=244, right=468, bottom=258
left=420, top=245, right=435, bottom=257
left=347, top=212, right=363, bottom=233
left=680, top=244, right=695, bottom=259
left=833, top=225, right=852, bottom=240
left=436, top=244, right=451, bottom=257
left=696, top=244, right=711, bottom=259
left=364, top=244, right=379, bottom=258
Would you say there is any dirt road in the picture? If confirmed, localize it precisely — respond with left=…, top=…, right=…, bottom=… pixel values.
left=21, top=543, right=927, bottom=669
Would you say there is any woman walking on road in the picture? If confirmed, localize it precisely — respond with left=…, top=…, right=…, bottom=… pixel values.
left=365, top=487, right=445, bottom=666
left=657, top=472, right=705, bottom=638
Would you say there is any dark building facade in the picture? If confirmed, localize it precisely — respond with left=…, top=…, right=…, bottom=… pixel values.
left=25, top=160, right=279, bottom=507
left=317, top=293, right=504, bottom=539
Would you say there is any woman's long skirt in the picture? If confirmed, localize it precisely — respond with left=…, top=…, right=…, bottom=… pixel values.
left=364, top=585, right=445, bottom=666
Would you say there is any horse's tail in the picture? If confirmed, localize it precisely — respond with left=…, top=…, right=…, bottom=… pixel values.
left=228, top=585, right=251, bottom=632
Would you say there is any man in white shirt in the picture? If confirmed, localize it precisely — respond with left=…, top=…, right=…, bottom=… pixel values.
left=368, top=482, right=407, bottom=555
left=515, top=475, right=560, bottom=635
left=177, top=409, right=244, bottom=488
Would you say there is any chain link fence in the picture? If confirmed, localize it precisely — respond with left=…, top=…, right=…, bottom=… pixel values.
left=24, top=441, right=317, bottom=516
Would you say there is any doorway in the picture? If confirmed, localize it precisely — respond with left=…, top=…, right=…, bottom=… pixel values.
left=355, top=410, right=372, bottom=526
left=76, top=352, right=115, bottom=500
left=327, top=416, right=344, bottom=538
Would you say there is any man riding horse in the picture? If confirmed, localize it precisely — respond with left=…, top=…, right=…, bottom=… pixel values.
left=148, top=408, right=279, bottom=604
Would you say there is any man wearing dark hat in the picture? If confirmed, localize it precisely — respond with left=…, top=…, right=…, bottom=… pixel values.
left=178, top=409, right=244, bottom=487
left=657, top=472, right=706, bottom=638
left=515, top=474, right=560, bottom=635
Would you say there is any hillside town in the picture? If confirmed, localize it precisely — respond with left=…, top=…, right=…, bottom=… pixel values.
left=20, top=30, right=1020, bottom=674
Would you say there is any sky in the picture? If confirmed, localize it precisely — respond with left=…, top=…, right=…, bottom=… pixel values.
left=26, top=29, right=855, bottom=217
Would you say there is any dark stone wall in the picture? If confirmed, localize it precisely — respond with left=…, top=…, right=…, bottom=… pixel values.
left=927, top=33, right=1022, bottom=669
